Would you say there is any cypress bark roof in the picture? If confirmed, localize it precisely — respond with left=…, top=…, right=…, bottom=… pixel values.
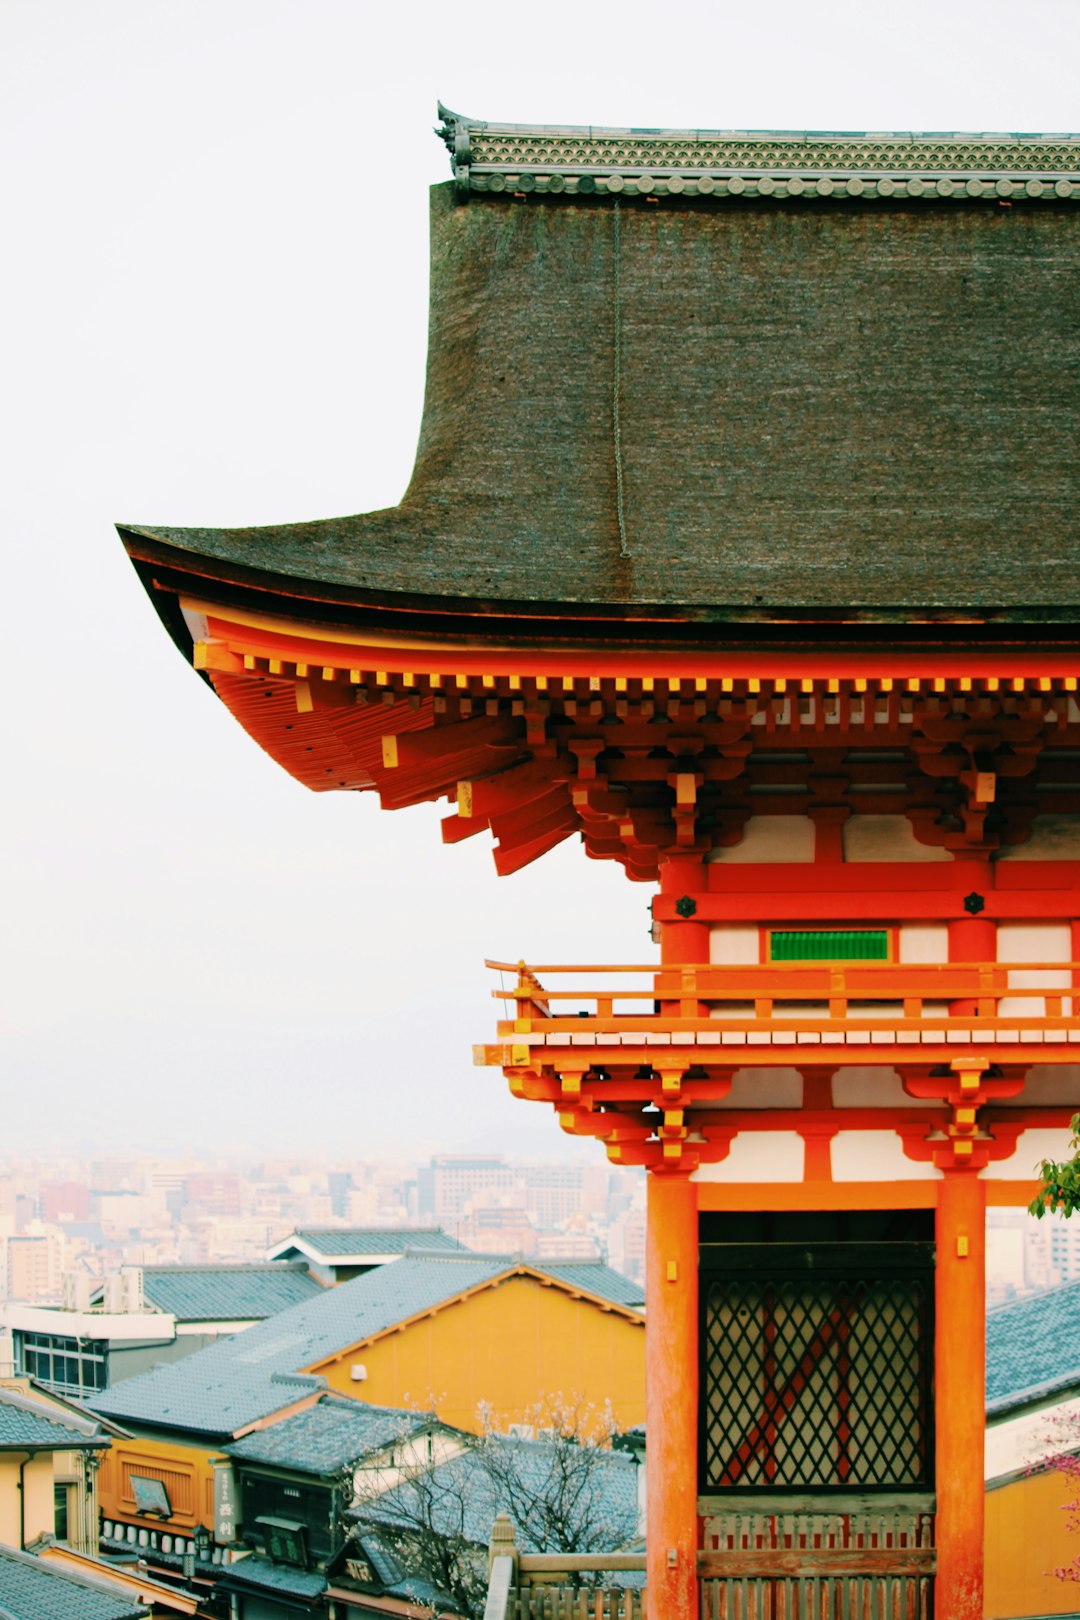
left=121, top=122, right=1080, bottom=629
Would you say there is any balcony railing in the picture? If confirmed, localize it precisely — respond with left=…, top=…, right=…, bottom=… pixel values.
left=483, top=958, right=1080, bottom=1063
left=484, top=1515, right=646, bottom=1620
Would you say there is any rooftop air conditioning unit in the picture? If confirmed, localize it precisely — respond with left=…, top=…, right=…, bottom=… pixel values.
left=102, top=1274, right=125, bottom=1313
left=61, top=1271, right=90, bottom=1312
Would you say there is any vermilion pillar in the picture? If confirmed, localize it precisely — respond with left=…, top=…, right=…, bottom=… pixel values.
left=948, top=888, right=996, bottom=1018
left=934, top=1171, right=986, bottom=1619
left=648, top=855, right=705, bottom=1618
left=646, top=1169, right=699, bottom=1620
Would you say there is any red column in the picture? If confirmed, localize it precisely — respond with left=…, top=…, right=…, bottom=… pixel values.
left=934, top=1171, right=986, bottom=1619
left=646, top=1169, right=699, bottom=1620
left=948, top=902, right=996, bottom=1017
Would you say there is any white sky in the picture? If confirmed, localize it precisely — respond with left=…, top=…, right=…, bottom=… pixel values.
left=3, top=0, right=1079, bottom=1159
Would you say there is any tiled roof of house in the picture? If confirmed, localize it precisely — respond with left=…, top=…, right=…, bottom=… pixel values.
left=217, top=1553, right=327, bottom=1602
left=270, top=1228, right=467, bottom=1260
left=137, top=1262, right=322, bottom=1321
left=0, top=1388, right=107, bottom=1452
left=361, top=1435, right=639, bottom=1552
left=87, top=1253, right=642, bottom=1439
left=224, top=1395, right=430, bottom=1474
left=0, top=1546, right=148, bottom=1620
left=87, top=1255, right=510, bottom=1436
left=535, top=1261, right=644, bottom=1310
left=987, top=1276, right=1080, bottom=1414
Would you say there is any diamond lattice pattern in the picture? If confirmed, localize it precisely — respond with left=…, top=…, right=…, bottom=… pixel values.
left=702, top=1275, right=931, bottom=1490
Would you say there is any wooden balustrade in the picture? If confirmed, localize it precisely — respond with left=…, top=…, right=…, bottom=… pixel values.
left=484, top=1516, right=647, bottom=1620
left=698, top=1498, right=934, bottom=1619
left=484, top=959, right=1080, bottom=1054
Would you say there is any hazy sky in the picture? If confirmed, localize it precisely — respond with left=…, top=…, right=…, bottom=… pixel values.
left=3, top=0, right=1079, bottom=1159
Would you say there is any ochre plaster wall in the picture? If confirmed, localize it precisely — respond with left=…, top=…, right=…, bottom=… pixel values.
left=97, top=1433, right=220, bottom=1535
left=316, top=1273, right=645, bottom=1434
left=985, top=1470, right=1080, bottom=1617
left=0, top=1452, right=55, bottom=1546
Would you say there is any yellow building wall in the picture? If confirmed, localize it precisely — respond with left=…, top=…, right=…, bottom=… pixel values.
left=0, top=1452, right=56, bottom=1547
left=97, top=1434, right=221, bottom=1536
left=986, top=1470, right=1080, bottom=1617
left=316, top=1274, right=645, bottom=1434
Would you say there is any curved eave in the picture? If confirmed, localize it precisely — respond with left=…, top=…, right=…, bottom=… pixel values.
left=120, top=525, right=1080, bottom=658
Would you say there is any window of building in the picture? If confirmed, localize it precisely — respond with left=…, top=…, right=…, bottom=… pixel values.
left=769, top=929, right=891, bottom=962
left=16, top=1332, right=108, bottom=1396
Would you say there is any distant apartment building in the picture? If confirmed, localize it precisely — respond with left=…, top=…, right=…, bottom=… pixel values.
left=39, top=1181, right=90, bottom=1227
left=181, top=1172, right=243, bottom=1219
left=6, top=1232, right=65, bottom=1304
left=416, top=1156, right=515, bottom=1223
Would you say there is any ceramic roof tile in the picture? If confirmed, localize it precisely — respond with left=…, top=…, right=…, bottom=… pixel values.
left=279, top=1228, right=466, bottom=1259
left=224, top=1395, right=428, bottom=1474
left=87, top=1254, right=640, bottom=1439
left=362, top=1436, right=640, bottom=1551
left=987, top=1276, right=1080, bottom=1412
left=217, top=1553, right=327, bottom=1601
left=0, top=1389, right=106, bottom=1452
left=534, top=1261, right=644, bottom=1310
left=138, top=1263, right=322, bottom=1321
left=87, top=1255, right=510, bottom=1437
left=0, top=1547, right=148, bottom=1620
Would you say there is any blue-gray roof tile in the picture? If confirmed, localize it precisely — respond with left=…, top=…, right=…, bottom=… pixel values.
left=275, top=1228, right=467, bottom=1259
left=533, top=1262, right=644, bottom=1310
left=0, top=1547, right=148, bottom=1620
left=361, top=1436, right=640, bottom=1552
left=225, top=1395, right=429, bottom=1474
left=987, top=1275, right=1080, bottom=1413
left=87, top=1254, right=642, bottom=1439
left=0, top=1390, right=106, bottom=1452
left=87, top=1255, right=510, bottom=1436
left=137, top=1263, right=322, bottom=1321
left=218, top=1553, right=327, bottom=1601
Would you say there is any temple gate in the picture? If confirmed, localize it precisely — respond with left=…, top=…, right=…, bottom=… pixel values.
left=118, top=111, right=1080, bottom=1618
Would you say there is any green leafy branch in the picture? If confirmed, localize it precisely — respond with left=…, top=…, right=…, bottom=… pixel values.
left=1029, top=1113, right=1080, bottom=1218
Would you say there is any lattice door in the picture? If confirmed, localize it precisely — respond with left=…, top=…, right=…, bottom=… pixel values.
left=701, top=1247, right=933, bottom=1493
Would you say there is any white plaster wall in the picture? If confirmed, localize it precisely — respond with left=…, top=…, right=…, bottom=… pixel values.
left=708, top=815, right=816, bottom=863
left=899, top=924, right=949, bottom=964
left=843, top=814, right=953, bottom=862
left=709, top=925, right=760, bottom=965
left=831, top=1129, right=941, bottom=1181
left=831, top=1068, right=927, bottom=1110
left=692, top=1131, right=805, bottom=1182
left=997, top=922, right=1071, bottom=1016
left=981, top=1127, right=1076, bottom=1180
left=706, top=1068, right=803, bottom=1110
left=997, top=813, right=1080, bottom=861
left=986, top=1394, right=1080, bottom=1483
left=1010, top=1067, right=1080, bottom=1107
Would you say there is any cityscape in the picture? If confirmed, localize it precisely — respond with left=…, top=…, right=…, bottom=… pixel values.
left=2, top=1150, right=1076, bottom=1314
left=0, top=1154, right=647, bottom=1307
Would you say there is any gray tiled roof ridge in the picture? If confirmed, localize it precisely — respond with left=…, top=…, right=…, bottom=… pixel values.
left=438, top=105, right=1080, bottom=204
left=278, top=1226, right=462, bottom=1251
left=140, top=1260, right=312, bottom=1273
